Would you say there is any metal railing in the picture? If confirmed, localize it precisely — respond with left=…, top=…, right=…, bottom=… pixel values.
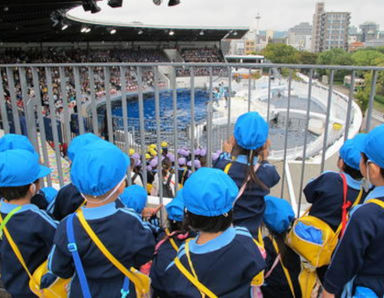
left=0, top=62, right=383, bottom=215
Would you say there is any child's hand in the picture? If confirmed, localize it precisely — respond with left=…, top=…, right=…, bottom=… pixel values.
left=142, top=204, right=163, bottom=220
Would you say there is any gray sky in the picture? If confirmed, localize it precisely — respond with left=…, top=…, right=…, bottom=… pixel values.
left=68, top=0, right=384, bottom=31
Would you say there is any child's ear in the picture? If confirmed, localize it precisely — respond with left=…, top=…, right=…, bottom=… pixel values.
left=337, top=158, right=344, bottom=171
left=370, top=163, right=382, bottom=182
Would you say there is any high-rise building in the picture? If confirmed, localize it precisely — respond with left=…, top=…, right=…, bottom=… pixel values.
left=311, top=2, right=350, bottom=52
left=288, top=22, right=312, bottom=51
left=359, top=22, right=379, bottom=42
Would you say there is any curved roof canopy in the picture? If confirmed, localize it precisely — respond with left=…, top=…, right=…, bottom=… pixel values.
left=0, top=0, right=248, bottom=42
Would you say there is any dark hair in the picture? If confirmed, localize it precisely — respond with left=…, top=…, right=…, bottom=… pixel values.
left=340, top=157, right=363, bottom=180
left=161, top=157, right=172, bottom=178
left=269, top=229, right=290, bottom=268
left=184, top=210, right=232, bottom=233
left=231, top=142, right=269, bottom=191
left=0, top=179, right=39, bottom=201
left=361, top=153, right=384, bottom=178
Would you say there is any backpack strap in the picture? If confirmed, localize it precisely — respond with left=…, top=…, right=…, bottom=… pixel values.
left=271, top=238, right=296, bottom=298
left=339, top=173, right=351, bottom=237
left=223, top=162, right=232, bottom=174
left=173, top=239, right=218, bottom=298
left=76, top=209, right=149, bottom=297
left=352, top=189, right=364, bottom=207
left=366, top=199, right=384, bottom=209
left=66, top=213, right=92, bottom=298
left=0, top=206, right=34, bottom=280
left=165, top=228, right=179, bottom=252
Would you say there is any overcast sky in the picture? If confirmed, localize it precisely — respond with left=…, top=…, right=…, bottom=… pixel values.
left=68, top=0, right=384, bottom=31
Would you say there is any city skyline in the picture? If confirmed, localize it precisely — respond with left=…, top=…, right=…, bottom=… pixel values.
left=68, top=0, right=384, bottom=32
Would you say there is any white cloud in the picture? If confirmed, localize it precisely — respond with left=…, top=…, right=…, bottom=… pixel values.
left=67, top=0, right=384, bottom=31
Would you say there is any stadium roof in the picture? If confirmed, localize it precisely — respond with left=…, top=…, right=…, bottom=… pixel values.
left=0, top=0, right=248, bottom=43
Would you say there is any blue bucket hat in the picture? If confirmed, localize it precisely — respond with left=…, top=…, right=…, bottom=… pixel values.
left=234, top=112, right=269, bottom=150
left=0, top=149, right=51, bottom=187
left=339, top=133, right=366, bottom=170
left=182, top=167, right=238, bottom=216
left=41, top=187, right=58, bottom=204
left=120, top=185, right=148, bottom=213
left=264, top=196, right=295, bottom=234
left=67, top=133, right=102, bottom=161
left=364, top=125, right=384, bottom=169
left=70, top=141, right=130, bottom=196
left=166, top=190, right=185, bottom=222
left=0, top=134, right=37, bottom=157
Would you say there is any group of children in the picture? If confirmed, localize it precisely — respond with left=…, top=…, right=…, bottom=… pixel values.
left=0, top=110, right=383, bottom=298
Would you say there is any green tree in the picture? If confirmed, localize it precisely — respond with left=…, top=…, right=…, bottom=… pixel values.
left=351, top=50, right=384, bottom=66
left=261, top=43, right=299, bottom=64
left=295, top=51, right=318, bottom=65
left=316, top=48, right=353, bottom=82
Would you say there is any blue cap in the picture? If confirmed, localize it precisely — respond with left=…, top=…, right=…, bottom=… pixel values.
left=0, top=134, right=37, bottom=157
left=234, top=112, right=268, bottom=150
left=41, top=187, right=58, bottom=204
left=364, top=125, right=384, bottom=169
left=67, top=133, right=102, bottom=161
left=0, top=149, right=51, bottom=187
left=339, top=134, right=366, bottom=170
left=183, top=167, right=238, bottom=216
left=70, top=141, right=130, bottom=196
left=120, top=185, right=148, bottom=213
left=263, top=196, right=295, bottom=233
left=166, top=190, right=185, bottom=222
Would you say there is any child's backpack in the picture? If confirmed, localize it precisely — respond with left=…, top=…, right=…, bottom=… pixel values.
left=162, top=174, right=174, bottom=198
left=0, top=206, right=70, bottom=298
left=285, top=173, right=363, bottom=298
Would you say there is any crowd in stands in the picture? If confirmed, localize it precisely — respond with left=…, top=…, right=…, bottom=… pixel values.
left=1, top=110, right=383, bottom=298
left=0, top=48, right=168, bottom=117
left=176, top=47, right=226, bottom=77
left=0, top=47, right=229, bottom=117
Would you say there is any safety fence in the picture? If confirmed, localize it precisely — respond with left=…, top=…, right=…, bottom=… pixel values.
left=0, top=62, right=383, bottom=214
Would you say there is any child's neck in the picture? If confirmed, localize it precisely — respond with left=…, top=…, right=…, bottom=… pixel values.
left=85, top=197, right=117, bottom=208
left=5, top=196, right=31, bottom=206
left=196, top=231, right=223, bottom=245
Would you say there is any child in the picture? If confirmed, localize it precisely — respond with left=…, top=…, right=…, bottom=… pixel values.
left=214, top=112, right=280, bottom=237
left=47, top=141, right=155, bottom=297
left=323, top=125, right=384, bottom=298
left=150, top=190, right=192, bottom=297
left=303, top=134, right=366, bottom=282
left=151, top=157, right=176, bottom=198
left=52, top=133, right=125, bottom=220
left=162, top=167, right=266, bottom=297
left=261, top=196, right=301, bottom=298
left=0, top=149, right=55, bottom=297
left=120, top=184, right=161, bottom=236
left=0, top=133, right=51, bottom=210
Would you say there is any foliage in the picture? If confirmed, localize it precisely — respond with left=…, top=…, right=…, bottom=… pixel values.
left=261, top=43, right=299, bottom=64
left=351, top=50, right=384, bottom=66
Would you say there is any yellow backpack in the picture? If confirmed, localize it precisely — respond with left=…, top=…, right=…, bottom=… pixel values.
left=286, top=174, right=362, bottom=268
left=0, top=206, right=70, bottom=298
left=285, top=174, right=363, bottom=298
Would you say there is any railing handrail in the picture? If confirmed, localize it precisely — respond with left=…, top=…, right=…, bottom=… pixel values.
left=1, top=62, right=384, bottom=71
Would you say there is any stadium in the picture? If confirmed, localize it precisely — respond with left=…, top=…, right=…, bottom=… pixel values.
left=0, top=0, right=384, bottom=297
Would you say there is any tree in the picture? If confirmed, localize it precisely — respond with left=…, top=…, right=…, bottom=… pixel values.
left=295, top=51, right=318, bottom=65
left=351, top=50, right=384, bottom=66
left=316, top=48, right=353, bottom=82
left=261, top=43, right=299, bottom=64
